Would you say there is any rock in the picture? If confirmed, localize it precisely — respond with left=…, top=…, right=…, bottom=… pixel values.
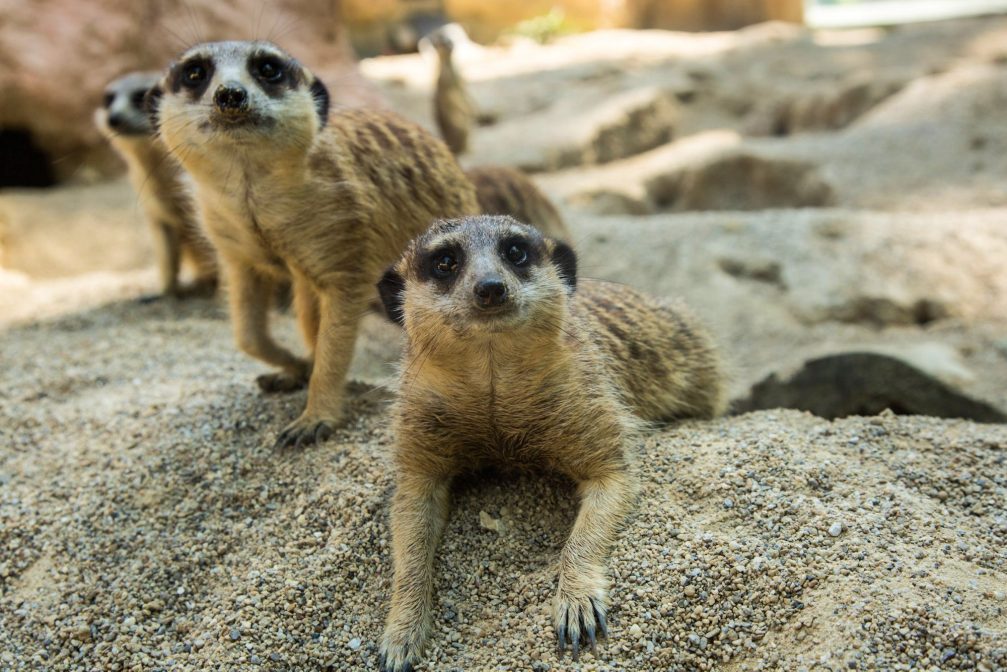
left=828, top=522, right=843, bottom=537
left=649, top=152, right=834, bottom=212
left=0, top=0, right=379, bottom=184
left=348, top=637, right=361, bottom=650
left=478, top=510, right=505, bottom=534
left=629, top=624, right=643, bottom=638
left=733, top=352, right=1007, bottom=423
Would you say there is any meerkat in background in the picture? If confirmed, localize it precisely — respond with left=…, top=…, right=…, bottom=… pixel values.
left=95, top=71, right=217, bottom=298
left=376, top=216, right=724, bottom=671
left=430, top=31, right=474, bottom=155
left=465, top=165, right=572, bottom=242
left=146, top=40, right=480, bottom=448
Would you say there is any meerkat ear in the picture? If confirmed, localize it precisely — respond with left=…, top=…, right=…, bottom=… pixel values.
left=551, top=240, right=577, bottom=292
left=309, top=76, right=330, bottom=128
left=143, top=84, right=164, bottom=129
left=377, top=266, right=406, bottom=326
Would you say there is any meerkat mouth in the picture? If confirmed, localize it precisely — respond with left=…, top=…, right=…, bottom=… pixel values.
left=205, top=110, right=274, bottom=133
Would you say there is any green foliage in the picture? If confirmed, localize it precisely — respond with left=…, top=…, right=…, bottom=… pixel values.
left=509, top=8, right=574, bottom=44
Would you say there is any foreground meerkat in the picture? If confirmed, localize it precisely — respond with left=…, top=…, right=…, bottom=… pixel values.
left=430, top=31, right=474, bottom=154
left=376, top=216, right=724, bottom=671
left=95, top=71, right=217, bottom=298
left=466, top=165, right=572, bottom=242
left=147, top=40, right=480, bottom=448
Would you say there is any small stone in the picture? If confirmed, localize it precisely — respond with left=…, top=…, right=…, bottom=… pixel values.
left=828, top=522, right=843, bottom=537
left=629, top=624, right=643, bottom=638
left=723, top=498, right=734, bottom=509
left=348, top=638, right=361, bottom=650
left=683, top=585, right=697, bottom=597
left=479, top=510, right=505, bottom=534
left=941, top=648, right=956, bottom=663
left=229, top=628, right=240, bottom=641
left=994, top=591, right=1006, bottom=601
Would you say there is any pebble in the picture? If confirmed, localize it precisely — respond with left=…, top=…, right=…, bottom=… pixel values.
left=828, top=522, right=843, bottom=537
left=348, top=638, right=361, bottom=650
left=628, top=624, right=643, bottom=638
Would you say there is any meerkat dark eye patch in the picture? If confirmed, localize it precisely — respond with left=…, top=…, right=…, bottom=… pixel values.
left=551, top=240, right=578, bottom=292
left=143, top=85, right=164, bottom=128
left=129, top=89, right=148, bottom=110
left=502, top=239, right=530, bottom=267
left=251, top=55, right=286, bottom=85
left=103, top=92, right=115, bottom=108
left=377, top=266, right=407, bottom=326
left=431, top=251, right=459, bottom=280
left=171, top=58, right=213, bottom=97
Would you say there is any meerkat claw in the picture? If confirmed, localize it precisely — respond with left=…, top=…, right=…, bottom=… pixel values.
left=274, top=416, right=336, bottom=450
left=591, top=597, right=609, bottom=640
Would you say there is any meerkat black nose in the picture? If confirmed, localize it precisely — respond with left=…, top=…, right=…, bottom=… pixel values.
left=214, top=84, right=248, bottom=111
left=107, top=114, right=124, bottom=129
left=474, top=278, right=507, bottom=308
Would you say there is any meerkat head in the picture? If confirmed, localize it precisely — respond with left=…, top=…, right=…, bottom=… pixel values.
left=145, top=40, right=329, bottom=152
left=94, top=71, right=161, bottom=139
left=378, top=215, right=578, bottom=340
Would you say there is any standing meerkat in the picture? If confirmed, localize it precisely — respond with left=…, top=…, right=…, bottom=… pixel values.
left=95, top=71, right=217, bottom=298
left=376, top=216, right=724, bottom=671
left=430, top=31, right=474, bottom=155
left=146, top=40, right=480, bottom=448
left=465, top=164, right=572, bottom=242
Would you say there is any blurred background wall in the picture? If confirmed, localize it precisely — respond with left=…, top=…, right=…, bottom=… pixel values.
left=0, top=0, right=805, bottom=188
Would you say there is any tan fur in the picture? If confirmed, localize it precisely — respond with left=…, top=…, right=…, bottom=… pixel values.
left=153, top=41, right=479, bottom=447
left=466, top=165, right=573, bottom=243
left=432, top=35, right=474, bottom=155
left=378, top=216, right=724, bottom=671
left=95, top=73, right=217, bottom=298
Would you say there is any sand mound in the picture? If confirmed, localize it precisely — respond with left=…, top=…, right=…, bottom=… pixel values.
left=1, top=302, right=1004, bottom=669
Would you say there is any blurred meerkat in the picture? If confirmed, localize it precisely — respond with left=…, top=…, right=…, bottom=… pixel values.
left=465, top=165, right=572, bottom=242
left=95, top=71, right=217, bottom=298
left=146, top=40, right=480, bottom=448
left=430, top=31, right=474, bottom=154
left=376, top=216, right=724, bottom=671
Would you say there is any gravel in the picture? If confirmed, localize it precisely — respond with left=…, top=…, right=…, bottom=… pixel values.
left=1, top=299, right=1005, bottom=670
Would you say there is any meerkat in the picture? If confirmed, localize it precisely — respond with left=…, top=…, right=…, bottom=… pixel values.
left=146, top=40, right=480, bottom=448
left=95, top=71, right=217, bottom=298
left=465, top=165, right=572, bottom=242
left=430, top=31, right=474, bottom=155
left=376, top=216, right=724, bottom=671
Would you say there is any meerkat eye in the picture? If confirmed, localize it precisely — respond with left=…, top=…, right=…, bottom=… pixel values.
left=505, top=243, right=529, bottom=266
left=182, top=62, right=208, bottom=87
left=103, top=92, right=115, bottom=108
left=129, top=89, right=147, bottom=109
left=431, top=253, right=458, bottom=279
left=256, top=58, right=285, bottom=83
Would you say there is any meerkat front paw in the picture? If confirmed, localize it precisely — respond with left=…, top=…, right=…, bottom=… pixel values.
left=553, top=577, right=610, bottom=661
left=273, top=410, right=340, bottom=450
left=379, top=624, right=427, bottom=672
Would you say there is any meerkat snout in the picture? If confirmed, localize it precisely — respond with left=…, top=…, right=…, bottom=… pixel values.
left=473, top=276, right=507, bottom=308
left=213, top=83, right=249, bottom=113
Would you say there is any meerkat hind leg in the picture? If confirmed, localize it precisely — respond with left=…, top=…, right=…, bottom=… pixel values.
left=380, top=473, right=452, bottom=672
left=554, top=469, right=637, bottom=660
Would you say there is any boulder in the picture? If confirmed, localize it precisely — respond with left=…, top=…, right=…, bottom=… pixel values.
left=0, top=0, right=379, bottom=184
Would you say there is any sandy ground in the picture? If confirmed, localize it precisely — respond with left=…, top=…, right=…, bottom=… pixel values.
left=2, top=15, right=1007, bottom=672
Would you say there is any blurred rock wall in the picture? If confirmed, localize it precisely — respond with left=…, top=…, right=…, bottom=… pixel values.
left=0, top=0, right=380, bottom=183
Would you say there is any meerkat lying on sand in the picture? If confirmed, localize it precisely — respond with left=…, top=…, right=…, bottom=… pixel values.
left=376, top=216, right=724, bottom=671
left=96, top=71, right=217, bottom=299
left=146, top=40, right=481, bottom=448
